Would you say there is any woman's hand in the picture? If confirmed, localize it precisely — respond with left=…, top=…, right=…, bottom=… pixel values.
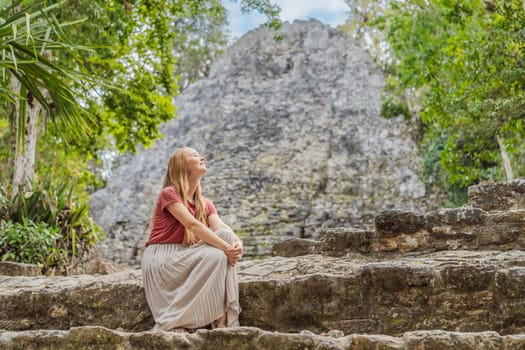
left=225, top=241, right=243, bottom=266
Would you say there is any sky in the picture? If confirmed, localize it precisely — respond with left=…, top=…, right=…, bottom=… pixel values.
left=225, top=0, right=350, bottom=39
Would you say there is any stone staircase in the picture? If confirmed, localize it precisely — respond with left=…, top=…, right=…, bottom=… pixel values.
left=1, top=180, right=524, bottom=349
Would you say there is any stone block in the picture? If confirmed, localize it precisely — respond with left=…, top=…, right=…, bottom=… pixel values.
left=396, top=231, right=430, bottom=253
left=319, top=228, right=374, bottom=256
left=370, top=238, right=398, bottom=253
left=1, top=251, right=524, bottom=336
left=1, top=327, right=520, bottom=350
left=426, top=208, right=488, bottom=228
left=0, top=271, right=152, bottom=332
left=0, top=261, right=41, bottom=276
left=468, top=178, right=525, bottom=211
left=374, top=210, right=426, bottom=238
left=347, top=334, right=404, bottom=349
left=271, top=237, right=319, bottom=257
left=403, top=330, right=501, bottom=350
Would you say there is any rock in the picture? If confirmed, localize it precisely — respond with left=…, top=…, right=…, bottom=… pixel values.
left=89, top=20, right=438, bottom=264
left=319, top=227, right=373, bottom=256
left=402, top=330, right=502, bottom=349
left=425, top=207, right=488, bottom=228
left=273, top=208, right=525, bottom=257
left=468, top=178, right=525, bottom=211
left=81, top=256, right=129, bottom=275
left=0, top=326, right=523, bottom=350
left=375, top=210, right=426, bottom=238
left=0, top=251, right=524, bottom=335
left=0, top=271, right=151, bottom=332
left=425, top=208, right=524, bottom=251
left=0, top=261, right=41, bottom=276
left=271, top=237, right=319, bottom=257
left=327, top=329, right=345, bottom=338
left=240, top=251, right=525, bottom=335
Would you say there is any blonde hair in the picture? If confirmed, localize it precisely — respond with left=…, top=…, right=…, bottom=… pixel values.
left=163, top=148, right=208, bottom=245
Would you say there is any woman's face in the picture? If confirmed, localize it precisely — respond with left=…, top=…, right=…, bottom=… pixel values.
left=184, top=148, right=207, bottom=177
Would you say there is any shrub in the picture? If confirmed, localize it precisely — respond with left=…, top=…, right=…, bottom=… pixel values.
left=0, top=181, right=104, bottom=275
left=0, top=219, right=65, bottom=267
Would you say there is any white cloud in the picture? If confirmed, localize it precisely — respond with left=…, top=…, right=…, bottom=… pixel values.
left=225, top=0, right=350, bottom=38
left=275, top=0, right=349, bottom=22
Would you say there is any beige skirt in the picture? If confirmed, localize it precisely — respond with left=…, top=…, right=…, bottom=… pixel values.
left=142, top=229, right=241, bottom=330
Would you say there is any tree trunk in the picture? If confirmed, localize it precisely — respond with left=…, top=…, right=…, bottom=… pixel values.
left=11, top=80, right=45, bottom=197
left=496, top=135, right=514, bottom=182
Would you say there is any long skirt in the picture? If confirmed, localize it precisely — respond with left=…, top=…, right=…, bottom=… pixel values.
left=142, top=229, right=241, bottom=331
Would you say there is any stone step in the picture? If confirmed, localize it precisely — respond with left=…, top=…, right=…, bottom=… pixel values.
left=468, top=178, right=525, bottom=211
left=0, top=326, right=524, bottom=350
left=272, top=209, right=525, bottom=258
left=1, top=250, right=524, bottom=336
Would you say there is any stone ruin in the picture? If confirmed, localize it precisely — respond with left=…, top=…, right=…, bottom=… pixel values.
left=89, top=19, right=440, bottom=265
left=1, top=179, right=524, bottom=349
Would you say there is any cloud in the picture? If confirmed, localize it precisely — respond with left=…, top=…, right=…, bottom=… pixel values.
left=225, top=0, right=350, bottom=38
left=275, top=0, right=349, bottom=22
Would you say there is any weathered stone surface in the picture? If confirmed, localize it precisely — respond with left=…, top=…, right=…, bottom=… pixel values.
left=0, top=261, right=41, bottom=276
left=239, top=257, right=525, bottom=335
left=0, top=326, right=523, bottom=350
left=0, top=271, right=150, bottom=332
left=425, top=207, right=489, bottom=231
left=424, top=209, right=525, bottom=251
left=375, top=210, right=426, bottom=237
left=272, top=209, right=525, bottom=257
left=319, top=227, right=374, bottom=256
left=1, top=251, right=524, bottom=336
left=402, top=330, right=506, bottom=350
left=76, top=256, right=128, bottom=275
left=271, top=237, right=319, bottom=257
left=469, top=178, right=525, bottom=211
left=89, top=20, right=438, bottom=264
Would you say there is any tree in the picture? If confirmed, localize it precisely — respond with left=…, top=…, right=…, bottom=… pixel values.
left=0, top=0, right=281, bottom=193
left=0, top=0, right=97, bottom=195
left=0, top=0, right=281, bottom=272
left=50, top=0, right=281, bottom=154
left=376, top=0, right=525, bottom=202
left=342, top=0, right=391, bottom=62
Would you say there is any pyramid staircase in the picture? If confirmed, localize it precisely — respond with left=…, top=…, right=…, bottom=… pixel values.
left=0, top=180, right=524, bottom=349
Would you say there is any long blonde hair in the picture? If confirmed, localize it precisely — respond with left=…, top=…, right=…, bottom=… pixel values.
left=163, top=148, right=208, bottom=245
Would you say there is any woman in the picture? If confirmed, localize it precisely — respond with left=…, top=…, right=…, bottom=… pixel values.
left=142, top=147, right=243, bottom=332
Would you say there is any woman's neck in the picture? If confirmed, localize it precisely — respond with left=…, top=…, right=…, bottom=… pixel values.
left=187, top=177, right=199, bottom=202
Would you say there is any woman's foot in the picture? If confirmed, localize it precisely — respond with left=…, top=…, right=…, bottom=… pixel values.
left=170, top=327, right=188, bottom=333
left=212, top=314, right=227, bottom=329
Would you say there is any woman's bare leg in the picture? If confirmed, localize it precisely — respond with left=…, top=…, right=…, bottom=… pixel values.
left=212, top=313, right=227, bottom=328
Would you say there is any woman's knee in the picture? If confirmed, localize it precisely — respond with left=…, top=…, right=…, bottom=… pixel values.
left=207, top=246, right=227, bottom=264
left=214, top=229, right=238, bottom=244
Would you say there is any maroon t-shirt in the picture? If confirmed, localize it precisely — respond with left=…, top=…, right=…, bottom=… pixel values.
left=146, top=186, right=217, bottom=246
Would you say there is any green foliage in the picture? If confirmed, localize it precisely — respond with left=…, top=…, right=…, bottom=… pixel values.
left=0, top=1, right=282, bottom=274
left=35, top=131, right=105, bottom=199
left=238, top=0, right=282, bottom=33
left=421, top=133, right=468, bottom=206
left=380, top=95, right=411, bottom=120
left=374, top=0, right=525, bottom=203
left=49, top=0, right=282, bottom=155
left=0, top=0, right=98, bottom=148
left=0, top=219, right=61, bottom=266
left=0, top=181, right=104, bottom=275
left=341, top=0, right=389, bottom=62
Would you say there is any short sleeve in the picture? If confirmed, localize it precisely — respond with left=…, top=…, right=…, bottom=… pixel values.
left=158, top=186, right=183, bottom=211
left=205, top=198, right=217, bottom=216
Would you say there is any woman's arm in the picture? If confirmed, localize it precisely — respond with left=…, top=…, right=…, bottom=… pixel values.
left=166, top=202, right=232, bottom=251
left=208, top=214, right=238, bottom=238
left=208, top=213, right=243, bottom=265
